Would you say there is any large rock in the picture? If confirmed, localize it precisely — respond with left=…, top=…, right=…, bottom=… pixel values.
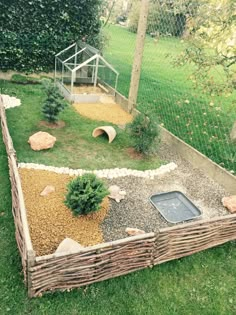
left=40, top=185, right=55, bottom=196
left=108, top=185, right=126, bottom=203
left=125, top=228, right=146, bottom=236
left=222, top=196, right=236, bottom=213
left=28, top=131, right=56, bottom=151
left=230, top=122, right=236, bottom=142
left=55, top=238, right=84, bottom=254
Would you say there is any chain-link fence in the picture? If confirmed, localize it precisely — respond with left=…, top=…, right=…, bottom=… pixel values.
left=104, top=0, right=236, bottom=174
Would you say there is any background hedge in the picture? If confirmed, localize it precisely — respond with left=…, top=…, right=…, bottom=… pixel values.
left=0, top=0, right=102, bottom=72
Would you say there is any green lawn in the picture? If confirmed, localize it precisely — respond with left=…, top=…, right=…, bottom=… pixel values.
left=1, top=80, right=162, bottom=171
left=104, top=25, right=236, bottom=173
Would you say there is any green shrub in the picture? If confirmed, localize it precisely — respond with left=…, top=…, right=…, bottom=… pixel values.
left=0, top=0, right=102, bottom=72
left=42, top=79, right=67, bottom=123
left=65, top=173, right=109, bottom=216
left=129, top=113, right=160, bottom=155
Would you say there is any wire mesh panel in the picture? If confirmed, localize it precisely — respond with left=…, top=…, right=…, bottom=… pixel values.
left=97, top=58, right=118, bottom=91
left=104, top=0, right=236, bottom=173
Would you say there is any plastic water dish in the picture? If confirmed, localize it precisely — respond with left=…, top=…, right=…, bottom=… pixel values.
left=150, top=191, right=202, bottom=224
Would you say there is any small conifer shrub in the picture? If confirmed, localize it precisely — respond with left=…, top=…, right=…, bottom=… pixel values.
left=65, top=173, right=109, bottom=216
left=42, top=79, right=67, bottom=123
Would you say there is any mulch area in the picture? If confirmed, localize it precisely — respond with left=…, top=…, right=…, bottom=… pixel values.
left=38, top=120, right=66, bottom=129
left=19, top=168, right=109, bottom=256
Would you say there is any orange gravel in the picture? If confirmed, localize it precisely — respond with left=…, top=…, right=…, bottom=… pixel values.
left=19, top=168, right=109, bottom=256
left=73, top=103, right=133, bottom=125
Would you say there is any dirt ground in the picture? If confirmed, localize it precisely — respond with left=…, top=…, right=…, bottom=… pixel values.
left=73, top=103, right=133, bottom=125
left=19, top=168, right=109, bottom=256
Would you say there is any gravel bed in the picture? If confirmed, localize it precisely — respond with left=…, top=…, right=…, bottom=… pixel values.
left=101, top=141, right=230, bottom=242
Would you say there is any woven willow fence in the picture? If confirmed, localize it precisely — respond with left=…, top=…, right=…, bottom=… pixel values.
left=0, top=96, right=34, bottom=287
left=1, top=96, right=236, bottom=298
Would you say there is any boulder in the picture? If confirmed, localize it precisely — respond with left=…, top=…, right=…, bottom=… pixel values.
left=230, top=122, right=236, bottom=142
left=108, top=185, right=126, bottom=203
left=28, top=131, right=56, bottom=151
left=55, top=238, right=84, bottom=254
left=40, top=185, right=55, bottom=196
left=222, top=196, right=236, bottom=213
left=125, top=228, right=146, bottom=236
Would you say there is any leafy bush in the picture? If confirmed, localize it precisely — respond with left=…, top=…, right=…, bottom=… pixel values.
left=0, top=0, right=102, bottom=72
left=129, top=113, right=160, bottom=155
left=65, top=173, right=109, bottom=216
left=42, top=79, right=67, bottom=123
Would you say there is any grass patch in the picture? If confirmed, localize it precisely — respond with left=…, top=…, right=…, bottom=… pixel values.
left=104, top=25, right=236, bottom=173
left=11, top=74, right=42, bottom=85
left=1, top=80, right=163, bottom=170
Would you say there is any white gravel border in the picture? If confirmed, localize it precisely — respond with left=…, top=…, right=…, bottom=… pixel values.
left=18, top=162, right=178, bottom=179
left=2, top=94, right=21, bottom=109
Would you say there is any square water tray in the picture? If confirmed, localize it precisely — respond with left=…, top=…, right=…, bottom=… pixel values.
left=150, top=191, right=202, bottom=224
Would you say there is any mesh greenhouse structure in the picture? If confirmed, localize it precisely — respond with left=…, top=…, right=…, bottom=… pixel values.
left=55, top=42, right=119, bottom=102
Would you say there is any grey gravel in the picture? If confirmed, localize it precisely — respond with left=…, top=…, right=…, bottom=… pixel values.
left=101, top=141, right=230, bottom=243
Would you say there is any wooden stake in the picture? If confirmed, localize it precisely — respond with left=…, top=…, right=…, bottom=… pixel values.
left=128, top=0, right=150, bottom=113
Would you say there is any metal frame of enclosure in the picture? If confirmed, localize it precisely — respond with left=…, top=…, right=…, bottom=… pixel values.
left=55, top=42, right=119, bottom=103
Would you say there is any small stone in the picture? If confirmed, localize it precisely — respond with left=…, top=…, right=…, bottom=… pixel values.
left=55, top=238, right=84, bottom=253
left=108, top=185, right=126, bottom=203
left=28, top=131, right=56, bottom=151
left=2, top=94, right=21, bottom=109
left=125, top=228, right=146, bottom=236
left=40, top=185, right=55, bottom=196
left=222, top=196, right=236, bottom=213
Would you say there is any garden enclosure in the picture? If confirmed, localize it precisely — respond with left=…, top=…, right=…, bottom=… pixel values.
left=1, top=95, right=236, bottom=297
left=55, top=42, right=119, bottom=102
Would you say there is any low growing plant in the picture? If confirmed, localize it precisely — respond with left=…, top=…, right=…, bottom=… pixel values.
left=65, top=173, right=109, bottom=216
left=42, top=79, right=67, bottom=123
left=11, top=74, right=41, bottom=85
left=129, top=112, right=160, bottom=155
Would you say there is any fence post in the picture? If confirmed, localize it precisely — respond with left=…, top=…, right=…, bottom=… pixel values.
left=94, top=55, right=99, bottom=87
left=128, top=0, right=150, bottom=113
left=27, top=250, right=36, bottom=298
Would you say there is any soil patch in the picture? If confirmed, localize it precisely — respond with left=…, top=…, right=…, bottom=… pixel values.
left=39, top=120, right=66, bottom=129
left=126, top=147, right=144, bottom=160
left=73, top=103, right=133, bottom=125
left=19, top=168, right=109, bottom=256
